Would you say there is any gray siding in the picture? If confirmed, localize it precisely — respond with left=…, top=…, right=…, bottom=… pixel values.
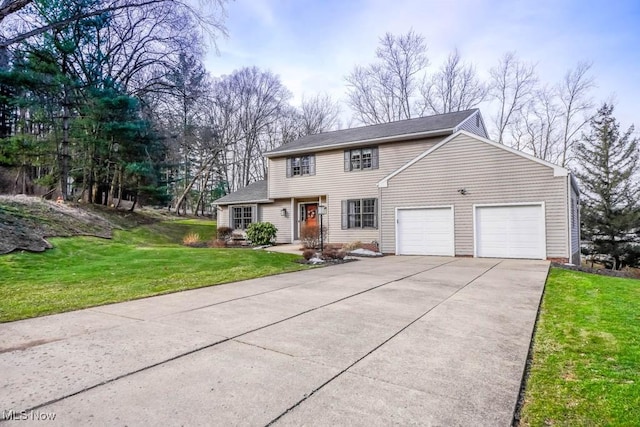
left=217, top=202, right=292, bottom=244
left=380, top=134, right=569, bottom=258
left=456, top=112, right=487, bottom=138
left=217, top=206, right=228, bottom=230
left=268, top=137, right=443, bottom=244
left=260, top=200, right=293, bottom=244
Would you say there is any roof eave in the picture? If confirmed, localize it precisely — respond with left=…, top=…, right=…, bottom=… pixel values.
left=265, top=128, right=455, bottom=158
left=213, top=199, right=272, bottom=206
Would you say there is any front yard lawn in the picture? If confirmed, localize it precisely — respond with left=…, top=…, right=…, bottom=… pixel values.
left=0, top=221, right=305, bottom=322
left=520, top=268, right=640, bottom=425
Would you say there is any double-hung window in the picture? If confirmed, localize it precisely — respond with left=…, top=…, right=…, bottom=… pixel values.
left=231, top=206, right=255, bottom=230
left=287, top=154, right=315, bottom=177
left=342, top=198, right=378, bottom=229
left=344, top=147, right=379, bottom=171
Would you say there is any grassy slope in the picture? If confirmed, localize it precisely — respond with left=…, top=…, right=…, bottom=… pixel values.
left=0, top=220, right=304, bottom=322
left=520, top=268, right=640, bottom=426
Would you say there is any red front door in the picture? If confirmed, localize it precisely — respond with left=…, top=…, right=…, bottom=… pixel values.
left=305, top=204, right=318, bottom=228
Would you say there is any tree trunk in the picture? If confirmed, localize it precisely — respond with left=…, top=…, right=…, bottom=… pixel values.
left=128, top=178, right=138, bottom=212
left=115, top=168, right=123, bottom=208
left=175, top=158, right=214, bottom=215
left=59, top=58, right=70, bottom=200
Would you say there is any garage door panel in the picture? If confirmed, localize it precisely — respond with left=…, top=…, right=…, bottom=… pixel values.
left=397, top=208, right=454, bottom=256
left=475, top=205, right=545, bottom=259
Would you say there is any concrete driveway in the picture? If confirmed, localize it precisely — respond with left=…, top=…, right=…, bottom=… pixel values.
left=0, top=256, right=549, bottom=426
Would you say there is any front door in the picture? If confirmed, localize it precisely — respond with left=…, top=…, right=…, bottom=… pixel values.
left=305, top=204, right=318, bottom=228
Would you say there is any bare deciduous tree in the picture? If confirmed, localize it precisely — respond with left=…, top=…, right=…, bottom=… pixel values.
left=501, top=62, right=595, bottom=165
left=419, top=49, right=487, bottom=115
left=210, top=67, right=291, bottom=192
left=509, top=86, right=562, bottom=162
left=345, top=30, right=428, bottom=125
left=0, top=0, right=227, bottom=48
left=299, top=93, right=340, bottom=135
left=489, top=52, right=538, bottom=143
left=557, top=61, right=595, bottom=166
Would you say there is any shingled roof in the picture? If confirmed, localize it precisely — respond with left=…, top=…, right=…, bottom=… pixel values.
left=213, top=180, right=268, bottom=205
left=266, top=109, right=480, bottom=157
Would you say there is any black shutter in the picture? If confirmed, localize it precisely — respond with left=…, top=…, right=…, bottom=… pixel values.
left=341, top=200, right=348, bottom=229
left=344, top=150, right=351, bottom=172
left=372, top=147, right=379, bottom=169
left=286, top=158, right=292, bottom=178
left=373, top=198, right=378, bottom=228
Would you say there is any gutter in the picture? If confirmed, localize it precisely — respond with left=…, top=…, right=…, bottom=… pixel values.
left=264, top=128, right=455, bottom=158
left=212, top=199, right=273, bottom=206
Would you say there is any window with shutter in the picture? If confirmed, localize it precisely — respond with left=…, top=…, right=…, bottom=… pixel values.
left=341, top=198, right=378, bottom=229
left=287, top=154, right=315, bottom=177
left=344, top=146, right=378, bottom=171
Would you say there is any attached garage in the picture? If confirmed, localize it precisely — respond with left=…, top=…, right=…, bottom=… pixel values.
left=474, top=204, right=546, bottom=260
left=396, top=207, right=454, bottom=256
left=378, top=131, right=580, bottom=264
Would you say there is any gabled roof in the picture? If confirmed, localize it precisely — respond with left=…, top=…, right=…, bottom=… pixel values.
left=212, top=180, right=269, bottom=205
left=265, top=109, right=482, bottom=158
left=377, top=130, right=570, bottom=188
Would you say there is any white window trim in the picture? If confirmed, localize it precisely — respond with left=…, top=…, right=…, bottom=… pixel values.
left=230, top=204, right=257, bottom=230
left=344, top=198, right=378, bottom=229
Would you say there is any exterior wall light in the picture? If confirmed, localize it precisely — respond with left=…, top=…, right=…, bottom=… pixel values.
left=458, top=188, right=467, bottom=195
left=280, top=208, right=287, bottom=217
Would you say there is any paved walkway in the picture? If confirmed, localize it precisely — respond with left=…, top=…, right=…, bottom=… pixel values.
left=0, top=257, right=549, bottom=426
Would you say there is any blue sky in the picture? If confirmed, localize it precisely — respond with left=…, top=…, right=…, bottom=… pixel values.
left=203, top=0, right=640, bottom=130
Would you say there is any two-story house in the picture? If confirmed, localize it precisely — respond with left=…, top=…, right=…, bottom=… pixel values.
left=214, top=109, right=580, bottom=264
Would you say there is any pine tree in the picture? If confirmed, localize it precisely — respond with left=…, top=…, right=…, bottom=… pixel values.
left=575, top=104, right=640, bottom=269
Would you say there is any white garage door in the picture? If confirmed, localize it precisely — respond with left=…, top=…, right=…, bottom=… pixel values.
left=397, top=207, right=454, bottom=256
left=475, top=204, right=545, bottom=259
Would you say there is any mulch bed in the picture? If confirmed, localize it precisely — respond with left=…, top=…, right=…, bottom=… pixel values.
left=551, top=262, right=640, bottom=280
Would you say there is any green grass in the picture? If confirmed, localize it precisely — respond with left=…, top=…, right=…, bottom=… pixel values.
left=0, top=220, right=305, bottom=322
left=520, top=268, right=640, bottom=426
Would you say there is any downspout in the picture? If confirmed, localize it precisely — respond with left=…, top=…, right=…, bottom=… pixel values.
left=567, top=174, right=572, bottom=264
left=378, top=184, right=383, bottom=253
left=290, top=197, right=295, bottom=243
left=576, top=178, right=581, bottom=266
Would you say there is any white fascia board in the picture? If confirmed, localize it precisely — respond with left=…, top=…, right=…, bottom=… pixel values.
left=264, top=128, right=454, bottom=158
left=377, top=130, right=570, bottom=188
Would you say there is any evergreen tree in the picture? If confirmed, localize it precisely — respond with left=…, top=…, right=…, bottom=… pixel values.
left=575, top=104, right=640, bottom=269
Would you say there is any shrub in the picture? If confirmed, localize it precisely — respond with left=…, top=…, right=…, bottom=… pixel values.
left=342, top=241, right=363, bottom=251
left=210, top=239, right=227, bottom=248
left=300, top=225, right=327, bottom=249
left=245, top=222, right=278, bottom=246
left=321, top=248, right=347, bottom=260
left=302, top=249, right=316, bottom=260
left=182, top=232, right=200, bottom=246
left=322, top=248, right=337, bottom=259
left=217, top=226, right=233, bottom=241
